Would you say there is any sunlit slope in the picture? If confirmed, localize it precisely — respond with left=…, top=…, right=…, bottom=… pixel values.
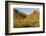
left=14, top=10, right=40, bottom=28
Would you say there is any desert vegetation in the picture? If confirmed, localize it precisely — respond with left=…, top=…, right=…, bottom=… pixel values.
left=13, top=8, right=40, bottom=28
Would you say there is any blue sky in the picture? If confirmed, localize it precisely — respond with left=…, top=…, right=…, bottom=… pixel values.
left=17, top=8, right=38, bottom=15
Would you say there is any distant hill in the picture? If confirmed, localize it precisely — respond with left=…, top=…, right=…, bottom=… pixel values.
left=14, top=9, right=40, bottom=28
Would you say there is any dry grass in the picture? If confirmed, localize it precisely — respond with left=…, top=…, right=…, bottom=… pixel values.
left=14, top=11, right=40, bottom=28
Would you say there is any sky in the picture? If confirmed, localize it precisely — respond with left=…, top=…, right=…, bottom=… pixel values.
left=17, top=8, right=39, bottom=15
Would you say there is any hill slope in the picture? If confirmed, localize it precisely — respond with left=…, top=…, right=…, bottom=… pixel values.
left=14, top=10, right=40, bottom=28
